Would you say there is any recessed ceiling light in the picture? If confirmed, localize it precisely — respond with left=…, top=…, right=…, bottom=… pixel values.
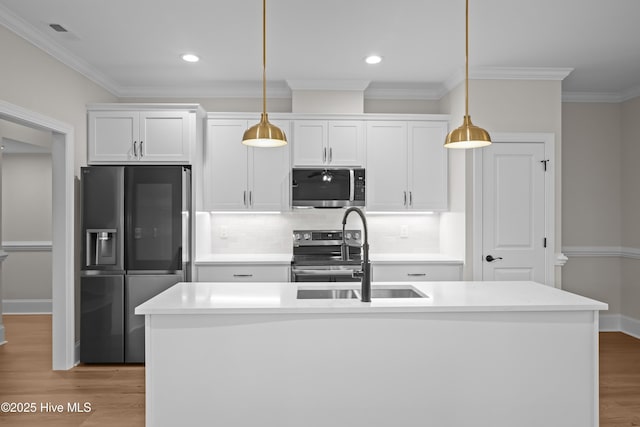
left=181, top=54, right=200, bottom=63
left=365, top=55, right=382, bottom=65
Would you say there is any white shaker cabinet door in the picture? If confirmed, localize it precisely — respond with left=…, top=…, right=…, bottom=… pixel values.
left=292, top=120, right=327, bottom=166
left=88, top=111, right=139, bottom=162
left=206, top=120, right=249, bottom=210
left=366, top=121, right=408, bottom=211
left=250, top=120, right=290, bottom=211
left=327, top=121, right=364, bottom=166
left=139, top=111, right=191, bottom=162
left=408, top=121, right=448, bottom=211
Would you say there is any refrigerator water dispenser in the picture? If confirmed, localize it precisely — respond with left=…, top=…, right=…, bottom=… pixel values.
left=86, top=229, right=117, bottom=266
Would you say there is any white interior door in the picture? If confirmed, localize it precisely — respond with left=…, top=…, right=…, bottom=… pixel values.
left=482, top=142, right=547, bottom=284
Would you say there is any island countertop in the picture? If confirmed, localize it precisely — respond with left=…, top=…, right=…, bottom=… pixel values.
left=135, top=281, right=607, bottom=315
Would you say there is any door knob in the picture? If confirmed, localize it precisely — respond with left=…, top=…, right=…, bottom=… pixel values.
left=485, top=255, right=503, bottom=262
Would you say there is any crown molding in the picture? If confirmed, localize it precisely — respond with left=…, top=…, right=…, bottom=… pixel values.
left=117, top=81, right=292, bottom=99
left=286, top=80, right=371, bottom=91
left=562, top=91, right=625, bottom=103
left=0, top=3, right=122, bottom=96
left=364, top=82, right=446, bottom=100
left=444, top=66, right=574, bottom=92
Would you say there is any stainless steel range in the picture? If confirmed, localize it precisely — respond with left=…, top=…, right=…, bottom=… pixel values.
left=291, top=229, right=362, bottom=282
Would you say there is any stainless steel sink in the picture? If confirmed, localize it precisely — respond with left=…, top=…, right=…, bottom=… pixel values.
left=368, top=287, right=425, bottom=299
left=297, top=286, right=427, bottom=300
left=297, top=288, right=358, bottom=299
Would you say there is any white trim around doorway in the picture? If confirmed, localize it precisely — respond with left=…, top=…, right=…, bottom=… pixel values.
left=0, top=100, right=75, bottom=370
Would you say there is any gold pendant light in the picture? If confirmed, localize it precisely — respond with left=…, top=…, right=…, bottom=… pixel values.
left=242, top=0, right=287, bottom=147
left=445, top=0, right=491, bottom=149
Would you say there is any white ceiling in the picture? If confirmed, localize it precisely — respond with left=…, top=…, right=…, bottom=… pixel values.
left=2, top=0, right=640, bottom=102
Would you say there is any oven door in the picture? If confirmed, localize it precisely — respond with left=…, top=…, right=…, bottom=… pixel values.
left=291, top=267, right=360, bottom=282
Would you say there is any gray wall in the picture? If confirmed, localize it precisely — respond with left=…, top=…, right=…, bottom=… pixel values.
left=1, top=152, right=53, bottom=309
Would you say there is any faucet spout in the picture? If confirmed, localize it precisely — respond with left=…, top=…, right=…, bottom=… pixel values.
left=341, top=207, right=371, bottom=302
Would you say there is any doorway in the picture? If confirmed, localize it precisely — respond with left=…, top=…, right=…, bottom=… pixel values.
left=472, top=133, right=556, bottom=286
left=0, top=100, right=75, bottom=370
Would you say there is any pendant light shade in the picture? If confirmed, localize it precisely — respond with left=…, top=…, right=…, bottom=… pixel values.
left=242, top=0, right=287, bottom=147
left=444, top=115, right=491, bottom=148
left=242, top=113, right=287, bottom=147
left=445, top=0, right=491, bottom=149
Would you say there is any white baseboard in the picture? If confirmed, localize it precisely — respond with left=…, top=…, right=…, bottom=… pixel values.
left=599, top=314, right=621, bottom=331
left=620, top=315, right=640, bottom=339
left=599, top=313, right=640, bottom=338
left=0, top=323, right=5, bottom=345
left=2, top=299, right=52, bottom=314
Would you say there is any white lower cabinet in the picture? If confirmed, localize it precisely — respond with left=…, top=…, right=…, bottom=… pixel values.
left=372, top=263, right=462, bottom=282
left=196, top=264, right=290, bottom=282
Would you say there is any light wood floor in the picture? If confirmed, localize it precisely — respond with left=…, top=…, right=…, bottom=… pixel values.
left=1, top=316, right=640, bottom=426
left=0, top=315, right=144, bottom=426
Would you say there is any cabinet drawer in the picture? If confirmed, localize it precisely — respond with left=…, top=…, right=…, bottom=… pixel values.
left=196, top=265, right=290, bottom=282
left=372, top=264, right=462, bottom=282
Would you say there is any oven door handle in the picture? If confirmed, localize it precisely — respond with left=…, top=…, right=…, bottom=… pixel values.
left=291, top=269, right=358, bottom=277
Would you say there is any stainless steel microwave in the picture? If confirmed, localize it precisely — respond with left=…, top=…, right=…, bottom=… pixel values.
left=292, top=168, right=365, bottom=208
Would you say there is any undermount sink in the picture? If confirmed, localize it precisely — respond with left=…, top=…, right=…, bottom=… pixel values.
left=296, top=286, right=427, bottom=300
left=296, top=288, right=358, bottom=299
left=368, top=287, right=425, bottom=299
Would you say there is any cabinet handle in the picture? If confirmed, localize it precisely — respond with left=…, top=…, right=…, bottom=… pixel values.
left=407, top=273, right=427, bottom=277
left=323, top=147, right=327, bottom=163
left=233, top=274, right=253, bottom=278
left=140, top=140, right=144, bottom=158
left=133, top=141, right=138, bottom=157
left=403, top=191, right=407, bottom=206
left=249, top=191, right=253, bottom=206
left=243, top=191, right=247, bottom=206
left=329, top=147, right=333, bottom=164
left=409, top=191, right=413, bottom=206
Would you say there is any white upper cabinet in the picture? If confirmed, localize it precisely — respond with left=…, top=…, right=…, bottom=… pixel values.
left=292, top=120, right=364, bottom=166
left=366, top=120, right=448, bottom=212
left=366, top=121, right=408, bottom=211
left=407, top=121, right=448, bottom=211
left=205, top=118, right=290, bottom=211
left=88, top=108, right=194, bottom=164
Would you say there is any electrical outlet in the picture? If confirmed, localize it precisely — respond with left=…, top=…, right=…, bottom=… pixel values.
left=400, top=225, right=409, bottom=238
left=219, top=226, right=229, bottom=239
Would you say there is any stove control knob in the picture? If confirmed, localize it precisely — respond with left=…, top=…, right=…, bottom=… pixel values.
left=303, top=233, right=311, bottom=240
left=294, top=233, right=301, bottom=240
left=354, top=232, right=360, bottom=240
left=346, top=232, right=352, bottom=240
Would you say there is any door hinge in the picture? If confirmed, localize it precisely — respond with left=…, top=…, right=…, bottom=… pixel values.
left=543, top=237, right=547, bottom=248
left=540, top=159, right=550, bottom=171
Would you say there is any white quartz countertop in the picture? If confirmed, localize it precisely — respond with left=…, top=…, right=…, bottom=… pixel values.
left=194, top=253, right=463, bottom=265
left=136, top=281, right=607, bottom=315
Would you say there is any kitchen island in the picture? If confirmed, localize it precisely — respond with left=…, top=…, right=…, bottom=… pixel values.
left=136, top=281, right=607, bottom=427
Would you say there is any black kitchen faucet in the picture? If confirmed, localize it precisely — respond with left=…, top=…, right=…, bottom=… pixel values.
left=341, top=207, right=371, bottom=302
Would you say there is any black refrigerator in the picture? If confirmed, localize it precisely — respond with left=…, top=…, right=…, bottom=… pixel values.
left=80, top=166, right=191, bottom=363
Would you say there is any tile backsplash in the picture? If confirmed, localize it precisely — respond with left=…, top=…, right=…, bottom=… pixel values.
left=196, top=210, right=441, bottom=256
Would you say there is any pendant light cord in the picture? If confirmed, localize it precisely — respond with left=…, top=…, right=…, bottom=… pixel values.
left=465, top=0, right=469, bottom=118
left=262, top=0, right=267, bottom=115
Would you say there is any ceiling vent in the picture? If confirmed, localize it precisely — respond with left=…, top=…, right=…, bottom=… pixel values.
left=49, top=23, right=68, bottom=33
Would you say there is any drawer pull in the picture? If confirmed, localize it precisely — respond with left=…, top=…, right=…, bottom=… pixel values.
left=233, top=274, right=253, bottom=278
left=407, top=273, right=427, bottom=277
